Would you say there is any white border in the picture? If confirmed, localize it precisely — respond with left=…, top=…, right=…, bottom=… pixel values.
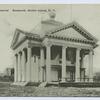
left=0, top=97, right=100, bottom=100
left=0, top=0, right=99, bottom=100
left=0, top=0, right=100, bottom=4
left=0, top=97, right=100, bottom=99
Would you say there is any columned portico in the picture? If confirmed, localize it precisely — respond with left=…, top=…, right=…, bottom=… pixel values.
left=88, top=50, right=93, bottom=82
left=11, top=13, right=98, bottom=85
left=61, top=46, right=67, bottom=82
left=46, top=45, right=51, bottom=82
left=75, top=48, right=81, bottom=82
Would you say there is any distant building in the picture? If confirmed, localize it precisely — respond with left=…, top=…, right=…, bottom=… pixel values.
left=5, top=68, right=14, bottom=76
left=11, top=12, right=98, bottom=84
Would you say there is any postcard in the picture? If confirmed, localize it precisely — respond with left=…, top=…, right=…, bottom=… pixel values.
left=0, top=4, right=99, bottom=97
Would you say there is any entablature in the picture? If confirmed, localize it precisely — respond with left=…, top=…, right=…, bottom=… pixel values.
left=44, top=38, right=93, bottom=50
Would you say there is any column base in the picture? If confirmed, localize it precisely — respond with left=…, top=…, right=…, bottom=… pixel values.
left=61, top=78, right=66, bottom=82
left=75, top=78, right=80, bottom=82
left=89, top=78, right=93, bottom=82
left=22, top=77, right=25, bottom=82
left=12, top=81, right=28, bottom=86
left=80, top=79, right=85, bottom=82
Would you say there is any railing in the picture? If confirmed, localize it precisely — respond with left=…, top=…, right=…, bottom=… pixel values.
left=58, top=78, right=94, bottom=82
left=51, top=59, right=75, bottom=66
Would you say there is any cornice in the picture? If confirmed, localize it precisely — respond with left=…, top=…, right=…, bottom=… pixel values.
left=12, top=36, right=27, bottom=50
left=45, top=34, right=95, bottom=45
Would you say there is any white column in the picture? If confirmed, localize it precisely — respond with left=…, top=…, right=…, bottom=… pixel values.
left=75, top=48, right=81, bottom=82
left=61, top=46, right=67, bottom=82
left=20, top=52, right=22, bottom=82
left=40, top=47, right=44, bottom=82
left=14, top=54, right=18, bottom=82
left=89, top=50, right=93, bottom=82
left=81, top=54, right=85, bottom=82
left=18, top=53, right=21, bottom=82
left=22, top=50, right=25, bottom=82
left=27, top=47, right=31, bottom=82
left=81, top=54, right=84, bottom=68
left=46, top=45, right=51, bottom=82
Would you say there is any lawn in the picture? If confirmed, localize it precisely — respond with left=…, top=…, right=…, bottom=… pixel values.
left=0, top=82, right=100, bottom=96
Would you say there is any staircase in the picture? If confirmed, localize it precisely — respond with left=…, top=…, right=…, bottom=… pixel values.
left=38, top=82, right=47, bottom=87
left=12, top=82, right=28, bottom=86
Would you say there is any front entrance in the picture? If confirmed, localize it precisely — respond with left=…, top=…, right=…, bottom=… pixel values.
left=51, top=66, right=75, bottom=82
left=51, top=65, right=61, bottom=82
left=41, top=65, right=85, bottom=82
left=66, top=66, right=75, bottom=82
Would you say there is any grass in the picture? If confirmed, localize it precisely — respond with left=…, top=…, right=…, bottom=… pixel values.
left=0, top=82, right=100, bottom=96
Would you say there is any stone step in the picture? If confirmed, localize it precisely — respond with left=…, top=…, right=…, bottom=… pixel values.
left=38, top=82, right=47, bottom=87
left=11, top=82, right=28, bottom=86
left=26, top=82, right=40, bottom=86
left=59, top=82, right=100, bottom=87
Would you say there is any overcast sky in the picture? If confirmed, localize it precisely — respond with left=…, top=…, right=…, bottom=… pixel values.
left=0, top=4, right=100, bottom=73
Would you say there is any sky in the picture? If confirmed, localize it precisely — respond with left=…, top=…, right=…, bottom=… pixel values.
left=0, top=4, right=100, bottom=73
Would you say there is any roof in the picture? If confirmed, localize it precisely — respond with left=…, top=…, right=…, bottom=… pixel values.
left=30, top=11, right=64, bottom=37
left=11, top=13, right=98, bottom=49
left=46, top=21, right=98, bottom=43
left=11, top=28, right=41, bottom=49
left=30, top=19, right=65, bottom=37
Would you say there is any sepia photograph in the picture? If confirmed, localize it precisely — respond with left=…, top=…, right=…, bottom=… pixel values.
left=0, top=4, right=99, bottom=97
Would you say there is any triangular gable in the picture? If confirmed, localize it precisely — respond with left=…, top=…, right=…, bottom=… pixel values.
left=72, top=21, right=98, bottom=42
left=11, top=29, right=26, bottom=48
left=48, top=27, right=88, bottom=41
left=46, top=21, right=98, bottom=43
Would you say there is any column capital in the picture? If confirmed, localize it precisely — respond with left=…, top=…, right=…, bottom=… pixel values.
left=76, top=47, right=81, bottom=51
left=62, top=45, right=67, bottom=49
left=45, top=41, right=52, bottom=47
left=43, top=38, right=52, bottom=47
left=82, top=53, right=85, bottom=58
left=89, top=49, right=94, bottom=55
left=19, top=51, right=22, bottom=55
left=40, top=46, right=44, bottom=49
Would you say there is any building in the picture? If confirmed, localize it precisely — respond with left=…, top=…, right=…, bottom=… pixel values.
left=11, top=12, right=98, bottom=84
left=5, top=68, right=14, bottom=76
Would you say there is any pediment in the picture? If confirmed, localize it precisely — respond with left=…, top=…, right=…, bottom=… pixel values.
left=11, top=29, right=26, bottom=48
left=46, top=21, right=98, bottom=43
left=50, top=27, right=88, bottom=41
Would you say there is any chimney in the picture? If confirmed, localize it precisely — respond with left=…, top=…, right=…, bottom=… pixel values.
left=49, top=11, right=56, bottom=20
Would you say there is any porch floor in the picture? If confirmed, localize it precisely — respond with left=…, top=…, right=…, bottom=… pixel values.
left=46, top=82, right=100, bottom=87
